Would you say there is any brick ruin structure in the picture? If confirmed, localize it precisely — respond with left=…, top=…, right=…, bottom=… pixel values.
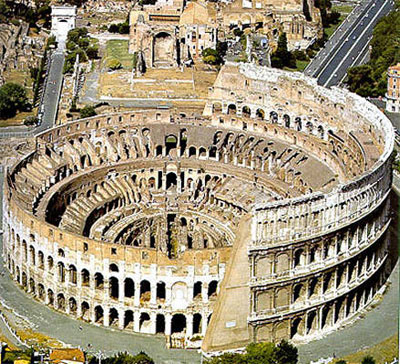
left=2, top=64, right=395, bottom=353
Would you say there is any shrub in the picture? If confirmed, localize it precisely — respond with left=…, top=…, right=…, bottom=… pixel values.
left=106, top=58, right=122, bottom=70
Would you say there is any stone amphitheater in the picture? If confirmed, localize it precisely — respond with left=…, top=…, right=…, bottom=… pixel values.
left=2, top=63, right=395, bottom=354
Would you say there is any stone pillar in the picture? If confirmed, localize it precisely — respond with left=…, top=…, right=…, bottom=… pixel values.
left=119, top=279, right=124, bottom=303
left=119, top=308, right=125, bottom=330
left=134, top=311, right=140, bottom=332
left=150, top=312, right=157, bottom=334
left=186, top=314, right=193, bottom=337
left=134, top=281, right=141, bottom=306
left=104, top=307, right=110, bottom=327
left=150, top=281, right=156, bottom=304
left=202, top=282, right=209, bottom=303
left=165, top=313, right=172, bottom=335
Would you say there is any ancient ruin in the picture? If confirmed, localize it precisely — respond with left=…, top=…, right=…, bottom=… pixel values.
left=2, top=63, right=394, bottom=353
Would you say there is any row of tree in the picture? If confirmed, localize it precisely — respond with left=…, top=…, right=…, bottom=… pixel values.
left=64, top=27, right=99, bottom=73
left=346, top=1, right=400, bottom=97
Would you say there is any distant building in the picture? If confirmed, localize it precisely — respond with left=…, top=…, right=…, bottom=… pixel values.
left=386, top=63, right=400, bottom=113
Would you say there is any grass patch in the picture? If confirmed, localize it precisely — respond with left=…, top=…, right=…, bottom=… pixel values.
left=334, top=335, right=398, bottom=364
left=325, top=5, right=354, bottom=39
left=325, top=14, right=346, bottom=38
left=0, top=111, right=35, bottom=127
left=332, top=5, right=353, bottom=14
left=104, top=40, right=133, bottom=69
left=284, top=60, right=310, bottom=73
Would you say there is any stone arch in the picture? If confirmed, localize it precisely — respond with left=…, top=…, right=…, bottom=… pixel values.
left=165, top=134, right=178, bottom=155
left=295, top=117, right=302, bottom=131
left=38, top=251, right=44, bottom=269
left=95, top=272, right=104, bottom=289
left=109, top=277, right=119, bottom=299
left=124, top=310, right=134, bottom=329
left=153, top=31, right=175, bottom=67
left=125, top=278, right=135, bottom=298
left=193, top=281, right=202, bottom=300
left=69, top=297, right=77, bottom=315
left=57, top=293, right=66, bottom=311
left=270, top=111, right=278, bottom=123
left=188, top=146, right=197, bottom=157
left=293, top=283, right=305, bottom=303
left=306, top=310, right=317, bottom=334
left=81, top=269, right=90, bottom=286
left=256, top=108, right=265, bottom=120
left=193, top=313, right=202, bottom=335
left=166, top=172, right=177, bottom=190
left=58, top=262, right=65, bottom=283
left=227, top=104, right=237, bottom=115
left=157, top=281, right=166, bottom=301
left=290, top=316, right=304, bottom=339
left=69, top=264, right=77, bottom=284
left=95, top=305, right=104, bottom=323
left=109, top=263, right=119, bottom=272
left=171, top=313, right=186, bottom=334
left=48, top=289, right=54, bottom=306
left=140, top=312, right=151, bottom=333
left=283, top=114, right=290, bottom=128
left=156, top=313, right=165, bottom=334
left=208, top=280, right=218, bottom=298
left=140, top=280, right=151, bottom=301
left=29, top=277, right=35, bottom=293
left=109, top=308, right=119, bottom=327
left=38, top=284, right=45, bottom=300
left=242, top=106, right=251, bottom=118
left=81, top=301, right=90, bottom=321
left=29, top=245, right=35, bottom=265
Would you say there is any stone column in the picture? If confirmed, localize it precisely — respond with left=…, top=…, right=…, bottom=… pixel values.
left=165, top=313, right=172, bottom=335
left=134, top=311, right=140, bottom=332
left=150, top=312, right=157, bottom=334
left=104, top=307, right=110, bottom=327
left=134, top=281, right=140, bottom=306
left=186, top=314, right=193, bottom=337
left=202, top=282, right=208, bottom=303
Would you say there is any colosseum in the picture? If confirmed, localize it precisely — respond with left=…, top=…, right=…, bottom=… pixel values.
left=2, top=63, right=395, bottom=353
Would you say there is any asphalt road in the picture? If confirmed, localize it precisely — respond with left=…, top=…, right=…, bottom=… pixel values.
left=36, top=51, right=65, bottom=134
left=306, top=0, right=394, bottom=87
left=0, top=51, right=65, bottom=139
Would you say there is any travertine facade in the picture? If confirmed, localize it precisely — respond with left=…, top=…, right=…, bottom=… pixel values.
left=2, top=64, right=394, bottom=353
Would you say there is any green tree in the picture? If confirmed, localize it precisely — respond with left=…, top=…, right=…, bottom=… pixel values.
left=274, top=340, right=298, bottom=364
left=0, top=83, right=29, bottom=119
left=86, top=45, right=99, bottom=59
left=336, top=361, right=347, bottom=364
left=361, top=356, right=376, bottom=364
left=346, top=6, right=400, bottom=97
left=271, top=32, right=296, bottom=69
left=80, top=105, right=97, bottom=118
left=202, top=48, right=223, bottom=65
